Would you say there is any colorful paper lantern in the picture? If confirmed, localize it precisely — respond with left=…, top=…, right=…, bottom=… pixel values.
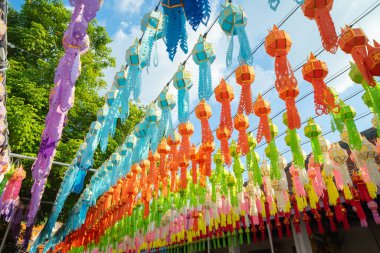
left=157, top=89, right=176, bottom=150
left=215, top=78, right=234, bottom=132
left=338, top=26, right=376, bottom=86
left=365, top=40, right=380, bottom=76
left=253, top=94, right=271, bottom=143
left=235, top=64, right=255, bottom=115
left=302, top=0, right=338, bottom=53
left=192, top=35, right=216, bottom=101
left=234, top=114, right=249, bottom=156
left=304, top=118, right=323, bottom=164
left=302, top=53, right=339, bottom=115
left=140, top=10, right=164, bottom=67
left=125, top=39, right=143, bottom=100
left=173, top=64, right=193, bottom=123
left=218, top=2, right=252, bottom=66
left=178, top=121, right=194, bottom=161
left=216, top=126, right=232, bottom=167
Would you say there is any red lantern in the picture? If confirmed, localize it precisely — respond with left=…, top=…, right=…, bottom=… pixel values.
left=215, top=78, right=235, bottom=131
left=253, top=94, right=271, bottom=143
left=197, top=150, right=207, bottom=187
left=302, top=0, right=338, bottom=53
left=190, top=145, right=198, bottom=184
left=216, top=126, right=232, bottom=166
left=365, top=40, right=380, bottom=76
left=140, top=159, right=150, bottom=189
left=302, top=53, right=339, bottom=115
left=157, top=139, right=170, bottom=179
left=178, top=121, right=194, bottom=161
left=338, top=26, right=375, bottom=86
left=234, top=114, right=249, bottom=155
left=235, top=64, right=255, bottom=115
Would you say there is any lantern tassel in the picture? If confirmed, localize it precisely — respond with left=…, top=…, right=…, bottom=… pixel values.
left=198, top=61, right=213, bottom=101
left=238, top=129, right=249, bottom=156
left=221, top=138, right=232, bottom=167
left=314, top=8, right=338, bottom=54
left=285, top=98, right=301, bottom=129
left=178, top=89, right=190, bottom=123
left=235, top=26, right=253, bottom=65
left=238, top=84, right=254, bottom=116
left=257, top=115, right=271, bottom=144
left=352, top=46, right=376, bottom=87
left=312, top=79, right=338, bottom=115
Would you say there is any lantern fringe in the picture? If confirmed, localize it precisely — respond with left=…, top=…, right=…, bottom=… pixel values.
left=314, top=8, right=338, bottom=54
left=198, top=61, right=213, bottom=101
left=163, top=6, right=188, bottom=61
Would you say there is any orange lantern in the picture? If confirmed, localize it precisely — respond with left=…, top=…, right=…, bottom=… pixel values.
left=234, top=114, right=250, bottom=155
left=216, top=126, right=232, bottom=166
left=265, top=26, right=301, bottom=129
left=278, top=79, right=301, bottom=129
left=265, top=25, right=295, bottom=88
left=190, top=145, right=198, bottom=184
left=253, top=94, right=271, bottom=143
left=235, top=64, right=255, bottom=115
left=202, top=141, right=215, bottom=177
left=338, top=26, right=375, bottom=86
left=302, top=53, right=338, bottom=115
left=302, top=0, right=338, bottom=53
left=195, top=100, right=213, bottom=143
left=179, top=156, right=189, bottom=190
left=196, top=100, right=214, bottom=177
left=365, top=40, right=380, bottom=76
left=215, top=78, right=235, bottom=131
left=178, top=121, right=194, bottom=161
left=157, top=139, right=170, bottom=179
left=141, top=160, right=150, bottom=191
left=148, top=151, right=160, bottom=196
left=197, top=150, right=207, bottom=187
left=167, top=133, right=180, bottom=191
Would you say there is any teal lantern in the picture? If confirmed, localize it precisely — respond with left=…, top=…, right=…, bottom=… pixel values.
left=173, top=64, right=193, bottom=123
left=218, top=2, right=252, bottom=66
left=140, top=10, right=165, bottom=67
left=126, top=39, right=143, bottom=101
left=192, top=35, right=216, bottom=101
left=157, top=89, right=176, bottom=142
left=99, top=90, right=120, bottom=152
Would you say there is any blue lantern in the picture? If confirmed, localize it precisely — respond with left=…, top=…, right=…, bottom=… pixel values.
left=162, top=0, right=188, bottom=60
left=126, top=39, right=143, bottom=100
left=192, top=35, right=216, bottom=101
left=133, top=121, right=149, bottom=163
left=268, top=0, right=304, bottom=11
left=157, top=89, right=176, bottom=142
left=218, top=2, right=253, bottom=67
left=140, top=10, right=165, bottom=68
left=173, top=64, right=193, bottom=123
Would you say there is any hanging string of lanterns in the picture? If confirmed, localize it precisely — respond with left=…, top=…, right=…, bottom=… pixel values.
left=27, top=1, right=380, bottom=252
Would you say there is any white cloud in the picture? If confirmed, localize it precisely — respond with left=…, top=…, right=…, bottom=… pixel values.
left=111, top=0, right=145, bottom=14
left=332, top=75, right=354, bottom=94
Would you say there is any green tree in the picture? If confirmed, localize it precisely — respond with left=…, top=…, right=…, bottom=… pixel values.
left=4, top=0, right=143, bottom=240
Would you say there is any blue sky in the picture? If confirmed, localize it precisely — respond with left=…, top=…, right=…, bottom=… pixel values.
left=10, top=0, right=380, bottom=177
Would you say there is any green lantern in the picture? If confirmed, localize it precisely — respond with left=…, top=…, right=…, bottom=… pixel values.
left=339, top=101, right=362, bottom=150
left=304, top=118, right=323, bottom=164
left=283, top=112, right=305, bottom=169
left=349, top=62, right=380, bottom=135
left=264, top=121, right=280, bottom=180
left=246, top=133, right=262, bottom=186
